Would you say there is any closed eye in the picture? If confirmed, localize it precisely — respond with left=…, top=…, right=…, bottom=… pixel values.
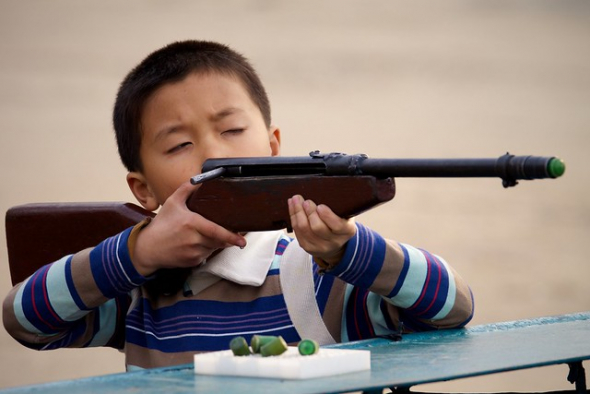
left=222, top=128, right=245, bottom=135
left=167, top=142, right=192, bottom=154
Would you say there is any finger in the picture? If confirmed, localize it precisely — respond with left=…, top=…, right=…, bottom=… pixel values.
left=289, top=195, right=308, bottom=229
left=287, top=197, right=296, bottom=228
left=170, top=180, right=200, bottom=205
left=303, top=199, right=332, bottom=239
left=192, top=213, right=247, bottom=248
left=316, top=204, right=354, bottom=234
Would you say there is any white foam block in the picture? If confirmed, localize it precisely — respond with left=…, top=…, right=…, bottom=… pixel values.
left=194, top=347, right=371, bottom=380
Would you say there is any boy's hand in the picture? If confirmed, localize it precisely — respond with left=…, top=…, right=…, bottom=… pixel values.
left=288, top=194, right=356, bottom=267
left=132, top=182, right=247, bottom=277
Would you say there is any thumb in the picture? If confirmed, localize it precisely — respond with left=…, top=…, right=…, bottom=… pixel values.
left=170, top=180, right=200, bottom=205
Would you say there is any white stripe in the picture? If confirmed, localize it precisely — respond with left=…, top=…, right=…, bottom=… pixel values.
left=45, top=256, right=88, bottom=321
left=389, top=244, right=428, bottom=308
left=315, top=275, right=324, bottom=297
left=13, top=276, right=43, bottom=335
left=337, top=230, right=360, bottom=278
left=87, top=299, right=118, bottom=346
left=270, top=254, right=281, bottom=270
left=431, top=255, right=456, bottom=320
left=126, top=324, right=295, bottom=341
left=115, top=233, right=141, bottom=287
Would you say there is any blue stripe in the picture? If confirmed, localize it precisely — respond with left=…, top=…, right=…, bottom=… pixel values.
left=409, top=251, right=450, bottom=319
left=64, top=256, right=88, bottom=310
left=131, top=296, right=292, bottom=328
left=345, top=287, right=373, bottom=341
left=125, top=295, right=298, bottom=352
left=419, top=252, right=450, bottom=319
left=44, top=322, right=87, bottom=349
left=331, top=224, right=386, bottom=290
left=127, top=323, right=299, bottom=353
left=398, top=310, right=435, bottom=332
left=22, top=265, right=62, bottom=333
left=328, top=225, right=359, bottom=277
left=313, top=264, right=334, bottom=315
left=90, top=228, right=146, bottom=297
left=344, top=226, right=372, bottom=283
left=408, top=250, right=438, bottom=314
left=106, top=296, right=130, bottom=349
left=388, top=243, right=410, bottom=298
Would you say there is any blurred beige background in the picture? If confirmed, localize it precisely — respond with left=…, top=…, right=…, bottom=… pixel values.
left=1, top=0, right=589, bottom=392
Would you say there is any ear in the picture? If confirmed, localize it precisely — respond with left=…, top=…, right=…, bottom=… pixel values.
left=268, top=125, right=281, bottom=156
left=126, top=172, right=160, bottom=211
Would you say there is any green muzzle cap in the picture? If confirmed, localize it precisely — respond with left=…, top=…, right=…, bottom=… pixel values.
left=548, top=158, right=566, bottom=178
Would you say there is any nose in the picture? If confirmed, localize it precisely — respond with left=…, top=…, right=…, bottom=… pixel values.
left=197, top=138, right=231, bottom=170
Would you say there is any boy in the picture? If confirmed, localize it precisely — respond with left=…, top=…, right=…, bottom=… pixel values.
left=3, top=40, right=473, bottom=370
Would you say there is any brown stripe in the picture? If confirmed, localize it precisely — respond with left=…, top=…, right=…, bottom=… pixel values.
left=198, top=277, right=282, bottom=302
left=125, top=342, right=196, bottom=369
left=143, top=276, right=283, bottom=309
left=1, top=283, right=35, bottom=343
left=383, top=302, right=403, bottom=332
left=320, top=277, right=347, bottom=342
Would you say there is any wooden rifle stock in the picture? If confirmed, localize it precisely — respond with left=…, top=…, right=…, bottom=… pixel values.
left=6, top=203, right=154, bottom=286
left=6, top=175, right=395, bottom=285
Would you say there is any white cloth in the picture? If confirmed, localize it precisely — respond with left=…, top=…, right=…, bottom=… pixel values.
left=187, top=231, right=284, bottom=294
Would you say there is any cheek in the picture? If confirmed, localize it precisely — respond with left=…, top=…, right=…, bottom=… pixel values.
left=169, top=163, right=199, bottom=186
left=245, top=132, right=273, bottom=155
left=147, top=167, right=193, bottom=203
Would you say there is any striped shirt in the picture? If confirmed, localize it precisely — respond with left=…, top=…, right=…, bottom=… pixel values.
left=3, top=223, right=474, bottom=369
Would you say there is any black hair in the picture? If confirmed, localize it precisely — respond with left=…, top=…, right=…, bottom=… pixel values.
left=113, top=40, right=271, bottom=172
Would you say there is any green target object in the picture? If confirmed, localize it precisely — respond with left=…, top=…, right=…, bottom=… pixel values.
left=260, top=336, right=288, bottom=357
left=229, top=336, right=251, bottom=356
left=298, top=339, right=319, bottom=356
left=251, top=335, right=276, bottom=354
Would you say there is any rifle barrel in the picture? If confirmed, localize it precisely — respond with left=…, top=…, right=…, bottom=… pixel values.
left=361, top=155, right=565, bottom=179
left=360, top=154, right=565, bottom=188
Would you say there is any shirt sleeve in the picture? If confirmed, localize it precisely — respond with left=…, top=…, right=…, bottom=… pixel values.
left=2, top=227, right=147, bottom=350
left=324, top=223, right=474, bottom=340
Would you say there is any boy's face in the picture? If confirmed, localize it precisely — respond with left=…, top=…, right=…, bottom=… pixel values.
left=127, top=71, right=280, bottom=211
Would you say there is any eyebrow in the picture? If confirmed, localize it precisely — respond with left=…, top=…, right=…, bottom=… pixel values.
left=151, top=107, right=245, bottom=144
left=209, top=107, right=244, bottom=123
left=152, top=125, right=182, bottom=144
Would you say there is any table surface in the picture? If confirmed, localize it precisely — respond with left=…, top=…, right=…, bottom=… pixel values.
left=2, top=312, right=589, bottom=394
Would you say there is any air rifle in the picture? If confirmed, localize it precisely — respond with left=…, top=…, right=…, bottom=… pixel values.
left=5, top=151, right=565, bottom=285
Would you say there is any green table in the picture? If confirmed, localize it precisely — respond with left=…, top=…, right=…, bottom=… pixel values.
left=2, top=312, right=588, bottom=394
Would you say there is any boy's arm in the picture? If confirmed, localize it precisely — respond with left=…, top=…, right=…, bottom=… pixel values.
left=289, top=194, right=474, bottom=333
left=2, top=226, right=147, bottom=350
left=3, top=182, right=246, bottom=350
left=327, top=223, right=474, bottom=333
